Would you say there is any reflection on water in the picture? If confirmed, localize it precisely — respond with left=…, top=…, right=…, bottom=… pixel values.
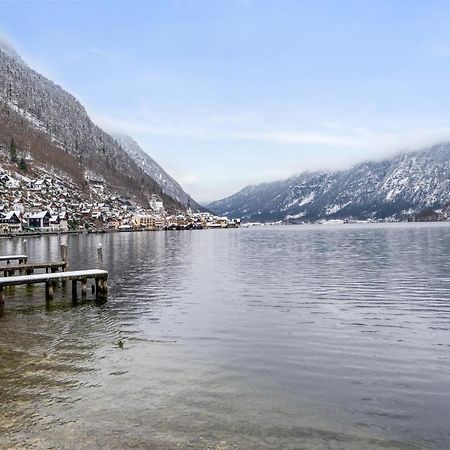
left=1, top=223, right=450, bottom=449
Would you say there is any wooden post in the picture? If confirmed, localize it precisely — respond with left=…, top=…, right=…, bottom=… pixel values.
left=0, top=286, right=4, bottom=304
left=95, top=278, right=100, bottom=298
left=102, top=276, right=108, bottom=296
left=60, top=244, right=68, bottom=270
left=64, top=245, right=68, bottom=270
left=60, top=244, right=68, bottom=288
left=26, top=269, right=33, bottom=287
left=50, top=266, right=58, bottom=287
left=72, top=280, right=77, bottom=299
left=97, top=244, right=104, bottom=269
left=45, top=281, right=54, bottom=300
left=81, top=278, right=87, bottom=298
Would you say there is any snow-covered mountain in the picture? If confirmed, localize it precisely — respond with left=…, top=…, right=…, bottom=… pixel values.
left=0, top=40, right=190, bottom=210
left=209, top=143, right=450, bottom=222
left=113, top=134, right=203, bottom=210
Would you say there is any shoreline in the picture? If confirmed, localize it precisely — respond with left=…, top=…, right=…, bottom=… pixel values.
left=0, top=226, right=240, bottom=239
left=1, top=219, right=449, bottom=239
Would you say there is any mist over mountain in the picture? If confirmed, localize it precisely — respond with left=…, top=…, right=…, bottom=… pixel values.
left=0, top=38, right=22, bottom=62
left=209, top=143, right=450, bottom=222
left=0, top=40, right=195, bottom=210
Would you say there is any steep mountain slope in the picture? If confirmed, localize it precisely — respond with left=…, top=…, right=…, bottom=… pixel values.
left=0, top=40, right=183, bottom=210
left=209, top=144, right=450, bottom=221
left=113, top=134, right=203, bottom=210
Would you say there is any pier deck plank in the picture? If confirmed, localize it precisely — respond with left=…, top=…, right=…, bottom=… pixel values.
left=0, top=269, right=108, bottom=287
left=0, top=261, right=66, bottom=272
left=0, top=255, right=27, bottom=263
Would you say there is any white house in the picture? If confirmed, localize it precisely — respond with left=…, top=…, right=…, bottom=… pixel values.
left=30, top=179, right=46, bottom=192
left=59, top=211, right=69, bottom=232
left=4, top=177, right=20, bottom=189
left=50, top=215, right=61, bottom=232
left=149, top=194, right=164, bottom=213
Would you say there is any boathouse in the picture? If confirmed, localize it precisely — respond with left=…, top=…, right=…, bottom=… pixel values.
left=28, top=210, right=51, bottom=229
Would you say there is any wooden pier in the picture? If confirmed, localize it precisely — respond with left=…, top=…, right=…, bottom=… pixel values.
left=0, top=244, right=109, bottom=305
left=0, top=260, right=67, bottom=276
left=0, top=255, right=28, bottom=265
left=0, top=269, right=108, bottom=303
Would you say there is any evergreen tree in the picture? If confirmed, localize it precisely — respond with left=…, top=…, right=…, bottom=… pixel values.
left=10, top=138, right=17, bottom=163
left=18, top=157, right=28, bottom=173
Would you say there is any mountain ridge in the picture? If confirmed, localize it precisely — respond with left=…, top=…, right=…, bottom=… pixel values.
left=112, top=134, right=203, bottom=211
left=0, top=41, right=196, bottom=211
left=208, top=143, right=450, bottom=222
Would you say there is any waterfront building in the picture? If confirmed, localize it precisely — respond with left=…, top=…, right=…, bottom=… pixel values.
left=0, top=211, right=22, bottom=233
left=28, top=210, right=51, bottom=230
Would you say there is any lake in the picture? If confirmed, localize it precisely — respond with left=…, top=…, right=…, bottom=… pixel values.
left=1, top=223, right=450, bottom=449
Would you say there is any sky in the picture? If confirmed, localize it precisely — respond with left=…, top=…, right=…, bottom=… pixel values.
left=2, top=1, right=450, bottom=202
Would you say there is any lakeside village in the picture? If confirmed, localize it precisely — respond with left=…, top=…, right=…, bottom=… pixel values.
left=0, top=166, right=240, bottom=235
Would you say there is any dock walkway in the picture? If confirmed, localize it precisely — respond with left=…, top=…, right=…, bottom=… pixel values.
left=0, top=260, right=67, bottom=276
left=0, top=255, right=27, bottom=264
left=0, top=269, right=108, bottom=303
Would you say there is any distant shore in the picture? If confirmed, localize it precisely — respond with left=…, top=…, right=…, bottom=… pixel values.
left=2, top=220, right=448, bottom=239
left=0, top=226, right=240, bottom=239
left=0, top=229, right=156, bottom=239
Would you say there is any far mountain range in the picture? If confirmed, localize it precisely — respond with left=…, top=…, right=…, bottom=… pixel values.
left=208, top=143, right=450, bottom=222
left=2, top=40, right=450, bottom=222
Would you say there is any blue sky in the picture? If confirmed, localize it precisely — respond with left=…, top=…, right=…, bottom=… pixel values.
left=2, top=1, right=450, bottom=202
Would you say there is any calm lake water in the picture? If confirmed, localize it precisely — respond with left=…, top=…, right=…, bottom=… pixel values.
left=1, top=223, right=450, bottom=449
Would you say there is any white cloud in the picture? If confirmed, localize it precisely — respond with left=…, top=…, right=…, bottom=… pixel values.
left=95, top=110, right=450, bottom=156
left=92, top=108, right=450, bottom=201
left=94, top=112, right=361, bottom=147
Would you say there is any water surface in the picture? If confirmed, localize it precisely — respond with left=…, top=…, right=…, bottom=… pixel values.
left=1, top=223, right=450, bottom=449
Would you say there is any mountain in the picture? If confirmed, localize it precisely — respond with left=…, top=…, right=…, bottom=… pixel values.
left=0, top=40, right=185, bottom=210
left=209, top=143, right=450, bottom=222
left=112, top=134, right=203, bottom=211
